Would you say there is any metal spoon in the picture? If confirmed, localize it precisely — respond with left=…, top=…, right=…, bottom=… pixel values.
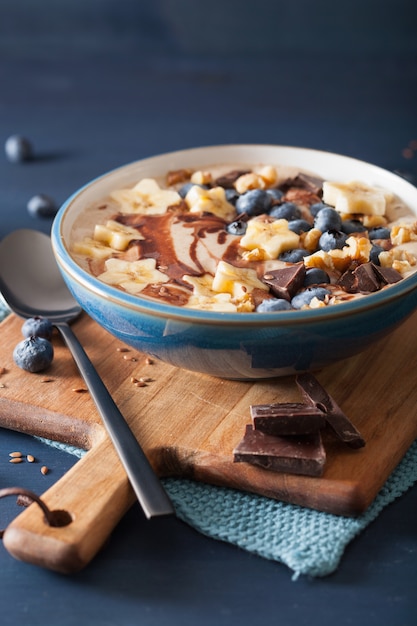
left=0, top=229, right=174, bottom=519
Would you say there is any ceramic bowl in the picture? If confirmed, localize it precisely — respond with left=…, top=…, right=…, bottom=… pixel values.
left=51, top=144, right=417, bottom=379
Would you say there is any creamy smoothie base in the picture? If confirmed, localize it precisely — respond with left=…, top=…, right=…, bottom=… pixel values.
left=70, top=163, right=417, bottom=313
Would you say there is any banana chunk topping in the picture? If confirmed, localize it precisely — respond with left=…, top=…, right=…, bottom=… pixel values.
left=322, top=180, right=389, bottom=216
left=98, top=258, right=169, bottom=294
left=111, top=178, right=181, bottom=215
left=240, top=218, right=300, bottom=260
left=185, top=185, right=236, bottom=221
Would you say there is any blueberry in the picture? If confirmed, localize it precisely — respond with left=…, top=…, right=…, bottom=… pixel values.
left=341, top=219, right=367, bottom=234
left=27, top=194, right=57, bottom=219
left=291, top=287, right=331, bottom=309
left=178, top=182, right=208, bottom=198
left=235, top=189, right=272, bottom=216
left=13, top=336, right=54, bottom=373
left=319, top=229, right=348, bottom=251
left=225, top=188, right=240, bottom=205
left=269, top=202, right=301, bottom=221
left=370, top=243, right=384, bottom=265
left=287, top=219, right=312, bottom=234
left=257, top=298, right=293, bottom=312
left=368, top=226, right=391, bottom=240
left=226, top=219, right=247, bottom=236
left=21, top=316, right=53, bottom=340
left=304, top=268, right=330, bottom=286
left=265, top=188, right=284, bottom=203
left=309, top=202, right=332, bottom=217
left=314, top=207, right=342, bottom=232
left=279, top=249, right=309, bottom=263
left=5, top=134, right=33, bottom=163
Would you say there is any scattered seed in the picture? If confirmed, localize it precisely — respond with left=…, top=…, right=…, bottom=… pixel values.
left=135, top=381, right=148, bottom=387
left=97, top=204, right=108, bottom=210
left=9, top=451, right=22, bottom=458
left=145, top=357, right=154, bottom=365
left=139, top=376, right=153, bottom=383
left=72, top=387, right=88, bottom=393
left=9, top=457, right=23, bottom=464
left=27, top=454, right=35, bottom=463
left=40, top=466, right=49, bottom=475
left=0, top=367, right=7, bottom=375
left=41, top=377, right=54, bottom=383
left=117, top=347, right=130, bottom=353
left=123, top=355, right=138, bottom=361
left=0, top=383, right=6, bottom=388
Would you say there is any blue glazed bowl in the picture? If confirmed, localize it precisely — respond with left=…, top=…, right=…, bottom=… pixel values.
left=51, top=145, right=417, bottom=379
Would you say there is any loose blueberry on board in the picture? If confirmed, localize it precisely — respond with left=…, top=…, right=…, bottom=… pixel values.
left=319, top=229, right=348, bottom=251
left=4, top=134, right=33, bottom=163
left=287, top=219, right=312, bottom=234
left=269, top=201, right=301, bottom=221
left=21, top=316, right=53, bottom=340
left=226, top=219, right=247, bottom=236
left=304, top=268, right=330, bottom=286
left=341, top=219, right=367, bottom=234
left=314, top=207, right=342, bottom=232
left=279, top=249, right=309, bottom=263
left=368, top=226, right=391, bottom=240
left=235, top=189, right=272, bottom=216
left=27, top=194, right=57, bottom=219
left=291, top=287, right=331, bottom=309
left=257, top=298, right=293, bottom=312
left=13, top=336, right=54, bottom=373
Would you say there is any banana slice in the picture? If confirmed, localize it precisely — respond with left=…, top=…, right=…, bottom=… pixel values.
left=185, top=293, right=238, bottom=312
left=94, top=220, right=144, bottom=251
left=185, top=185, right=236, bottom=221
left=110, top=178, right=181, bottom=215
left=240, top=218, right=300, bottom=259
left=183, top=273, right=215, bottom=296
left=322, top=181, right=388, bottom=216
left=212, top=260, right=268, bottom=298
left=72, top=237, right=113, bottom=260
left=98, top=258, right=169, bottom=294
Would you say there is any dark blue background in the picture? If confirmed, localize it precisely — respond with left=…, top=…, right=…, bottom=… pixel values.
left=0, top=2, right=416, bottom=624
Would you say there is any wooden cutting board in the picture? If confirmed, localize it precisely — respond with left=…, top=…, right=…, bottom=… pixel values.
left=0, top=310, right=416, bottom=573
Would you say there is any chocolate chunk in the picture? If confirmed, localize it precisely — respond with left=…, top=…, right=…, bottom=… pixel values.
left=372, top=264, right=402, bottom=285
left=215, top=169, right=251, bottom=189
left=280, top=173, right=324, bottom=196
left=353, top=262, right=381, bottom=292
left=250, top=402, right=326, bottom=435
left=233, top=425, right=326, bottom=477
left=263, top=263, right=306, bottom=301
left=296, top=373, right=365, bottom=449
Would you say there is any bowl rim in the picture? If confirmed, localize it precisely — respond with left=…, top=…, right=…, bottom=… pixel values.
left=51, top=143, right=417, bottom=327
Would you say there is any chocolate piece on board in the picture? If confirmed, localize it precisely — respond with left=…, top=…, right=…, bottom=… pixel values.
left=262, top=263, right=306, bottom=301
left=233, top=425, right=326, bottom=477
left=296, top=373, right=366, bottom=449
left=250, top=402, right=326, bottom=435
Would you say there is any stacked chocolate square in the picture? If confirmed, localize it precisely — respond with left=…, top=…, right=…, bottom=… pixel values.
left=233, top=373, right=365, bottom=477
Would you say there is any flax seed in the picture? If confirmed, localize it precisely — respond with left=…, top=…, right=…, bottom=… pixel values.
left=72, top=387, right=88, bottom=393
left=135, top=381, right=147, bottom=387
left=117, top=347, right=130, bottom=352
left=27, top=454, right=35, bottom=463
left=145, top=358, right=154, bottom=365
left=9, top=451, right=22, bottom=458
left=0, top=367, right=6, bottom=375
left=9, top=457, right=23, bottom=464
left=41, top=466, right=49, bottom=475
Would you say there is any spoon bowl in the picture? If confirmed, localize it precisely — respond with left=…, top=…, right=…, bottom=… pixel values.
left=0, top=229, right=174, bottom=519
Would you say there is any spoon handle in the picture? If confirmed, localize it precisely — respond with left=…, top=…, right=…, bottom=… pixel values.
left=56, top=321, right=174, bottom=519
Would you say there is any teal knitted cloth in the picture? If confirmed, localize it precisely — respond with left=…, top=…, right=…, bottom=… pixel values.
left=2, top=301, right=417, bottom=578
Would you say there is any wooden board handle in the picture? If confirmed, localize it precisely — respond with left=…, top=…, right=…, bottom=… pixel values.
left=3, top=439, right=135, bottom=573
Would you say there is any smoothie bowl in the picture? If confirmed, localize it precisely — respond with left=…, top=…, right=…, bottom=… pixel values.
left=51, top=145, right=417, bottom=379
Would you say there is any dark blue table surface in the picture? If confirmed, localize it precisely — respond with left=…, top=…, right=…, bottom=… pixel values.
left=0, top=2, right=416, bottom=624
